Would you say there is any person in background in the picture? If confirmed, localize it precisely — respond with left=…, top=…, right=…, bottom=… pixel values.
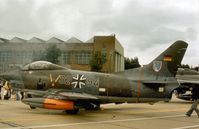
left=20, top=91, right=24, bottom=100
left=37, top=78, right=45, bottom=90
left=0, top=80, right=3, bottom=90
left=186, top=86, right=199, bottom=117
left=0, top=80, right=4, bottom=100
left=15, top=89, right=21, bottom=100
left=1, top=81, right=12, bottom=100
left=1, top=81, right=8, bottom=100
left=0, top=80, right=2, bottom=86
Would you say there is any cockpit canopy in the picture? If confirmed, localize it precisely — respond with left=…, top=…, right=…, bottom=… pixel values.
left=22, top=61, right=67, bottom=70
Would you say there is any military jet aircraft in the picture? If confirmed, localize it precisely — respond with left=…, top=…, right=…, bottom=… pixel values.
left=175, top=68, right=199, bottom=101
left=0, top=41, right=188, bottom=114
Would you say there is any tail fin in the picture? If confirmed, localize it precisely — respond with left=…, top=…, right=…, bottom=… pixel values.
left=146, top=40, right=188, bottom=77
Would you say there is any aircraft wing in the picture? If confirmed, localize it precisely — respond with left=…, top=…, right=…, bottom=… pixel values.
left=22, top=89, right=98, bottom=100
left=56, top=92, right=98, bottom=100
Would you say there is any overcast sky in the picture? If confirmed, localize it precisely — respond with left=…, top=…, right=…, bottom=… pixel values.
left=0, top=0, right=199, bottom=66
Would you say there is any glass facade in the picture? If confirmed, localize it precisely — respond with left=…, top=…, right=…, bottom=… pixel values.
left=16, top=51, right=33, bottom=64
left=0, top=64, right=2, bottom=71
left=0, top=51, right=11, bottom=62
left=75, top=51, right=91, bottom=64
left=61, top=51, right=71, bottom=64
left=101, top=48, right=107, bottom=63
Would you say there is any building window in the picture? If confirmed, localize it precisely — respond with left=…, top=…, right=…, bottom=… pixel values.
left=0, top=51, right=12, bottom=62
left=61, top=52, right=70, bottom=64
left=0, top=64, right=2, bottom=72
left=16, top=52, right=23, bottom=63
left=15, top=51, right=33, bottom=64
left=101, top=48, right=107, bottom=63
left=75, top=51, right=91, bottom=64
left=32, top=51, right=43, bottom=61
left=23, top=52, right=33, bottom=64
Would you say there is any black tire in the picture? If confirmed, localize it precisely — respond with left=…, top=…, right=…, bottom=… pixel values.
left=65, top=109, right=79, bottom=114
left=85, top=103, right=100, bottom=111
left=30, top=106, right=36, bottom=109
left=85, top=106, right=100, bottom=111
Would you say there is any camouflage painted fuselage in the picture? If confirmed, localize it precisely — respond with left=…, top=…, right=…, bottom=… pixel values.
left=17, top=65, right=177, bottom=104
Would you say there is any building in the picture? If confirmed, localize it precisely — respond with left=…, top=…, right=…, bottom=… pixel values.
left=0, top=35, right=124, bottom=73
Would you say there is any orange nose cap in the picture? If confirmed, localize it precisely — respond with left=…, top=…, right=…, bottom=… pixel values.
left=44, top=99, right=74, bottom=110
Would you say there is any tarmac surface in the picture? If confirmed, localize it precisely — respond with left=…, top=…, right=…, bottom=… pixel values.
left=0, top=96, right=199, bottom=129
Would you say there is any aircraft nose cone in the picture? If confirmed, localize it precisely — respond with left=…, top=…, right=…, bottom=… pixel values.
left=0, top=70, right=20, bottom=80
left=0, top=70, right=24, bottom=89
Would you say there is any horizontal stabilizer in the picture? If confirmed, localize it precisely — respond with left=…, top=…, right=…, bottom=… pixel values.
left=177, top=79, right=199, bottom=84
left=142, top=80, right=178, bottom=84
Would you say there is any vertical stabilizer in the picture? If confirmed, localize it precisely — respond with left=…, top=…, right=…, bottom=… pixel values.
left=146, top=40, right=188, bottom=77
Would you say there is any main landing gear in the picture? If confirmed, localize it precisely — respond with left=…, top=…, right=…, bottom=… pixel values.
left=30, top=106, right=36, bottom=109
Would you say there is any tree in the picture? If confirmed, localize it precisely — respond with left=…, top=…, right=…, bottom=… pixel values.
left=193, top=66, right=199, bottom=71
left=90, top=52, right=103, bottom=72
left=125, top=57, right=140, bottom=70
left=43, top=44, right=61, bottom=64
left=179, top=64, right=190, bottom=69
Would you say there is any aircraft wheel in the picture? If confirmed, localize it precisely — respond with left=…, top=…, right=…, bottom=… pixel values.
left=85, top=106, right=100, bottom=111
left=65, top=109, right=79, bottom=114
left=93, top=106, right=100, bottom=111
left=30, top=106, right=36, bottom=109
left=85, top=103, right=100, bottom=111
